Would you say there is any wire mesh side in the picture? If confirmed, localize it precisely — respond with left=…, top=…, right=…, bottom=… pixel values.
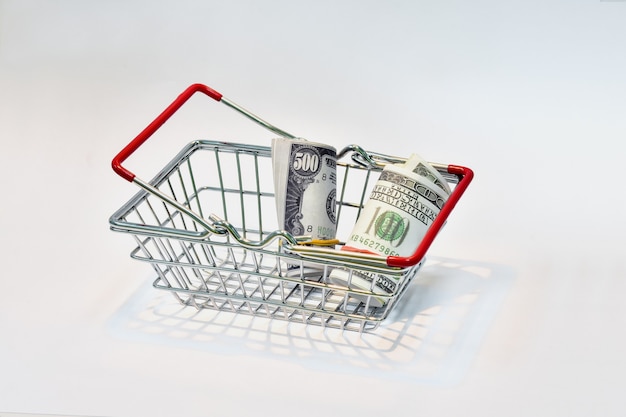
left=148, top=261, right=420, bottom=332
left=111, top=141, right=278, bottom=241
left=127, top=231, right=422, bottom=332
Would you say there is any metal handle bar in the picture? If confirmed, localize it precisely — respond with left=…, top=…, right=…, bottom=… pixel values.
left=284, top=163, right=473, bottom=269
left=111, top=83, right=300, bottom=240
left=333, top=144, right=473, bottom=268
left=386, top=164, right=473, bottom=268
left=112, top=83, right=296, bottom=182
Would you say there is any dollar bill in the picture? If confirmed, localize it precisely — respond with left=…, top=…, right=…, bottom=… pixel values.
left=347, top=164, right=448, bottom=253
left=401, top=153, right=451, bottom=195
left=328, top=157, right=449, bottom=305
left=272, top=138, right=337, bottom=240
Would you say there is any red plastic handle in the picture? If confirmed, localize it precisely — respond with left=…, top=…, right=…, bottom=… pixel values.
left=112, top=83, right=223, bottom=182
left=385, top=164, right=474, bottom=268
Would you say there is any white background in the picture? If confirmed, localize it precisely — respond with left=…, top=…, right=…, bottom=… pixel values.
left=1, top=1, right=625, bottom=416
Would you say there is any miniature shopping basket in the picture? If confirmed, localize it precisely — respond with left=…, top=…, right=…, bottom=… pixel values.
left=110, top=83, right=474, bottom=332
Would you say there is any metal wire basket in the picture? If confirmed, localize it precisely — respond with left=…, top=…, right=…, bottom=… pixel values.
left=110, top=84, right=473, bottom=332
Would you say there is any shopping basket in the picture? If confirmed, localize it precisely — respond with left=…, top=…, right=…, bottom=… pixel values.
left=110, top=83, right=474, bottom=332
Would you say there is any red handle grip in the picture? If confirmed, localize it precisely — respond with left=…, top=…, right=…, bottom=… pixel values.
left=112, top=83, right=223, bottom=182
left=385, top=164, right=474, bottom=268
